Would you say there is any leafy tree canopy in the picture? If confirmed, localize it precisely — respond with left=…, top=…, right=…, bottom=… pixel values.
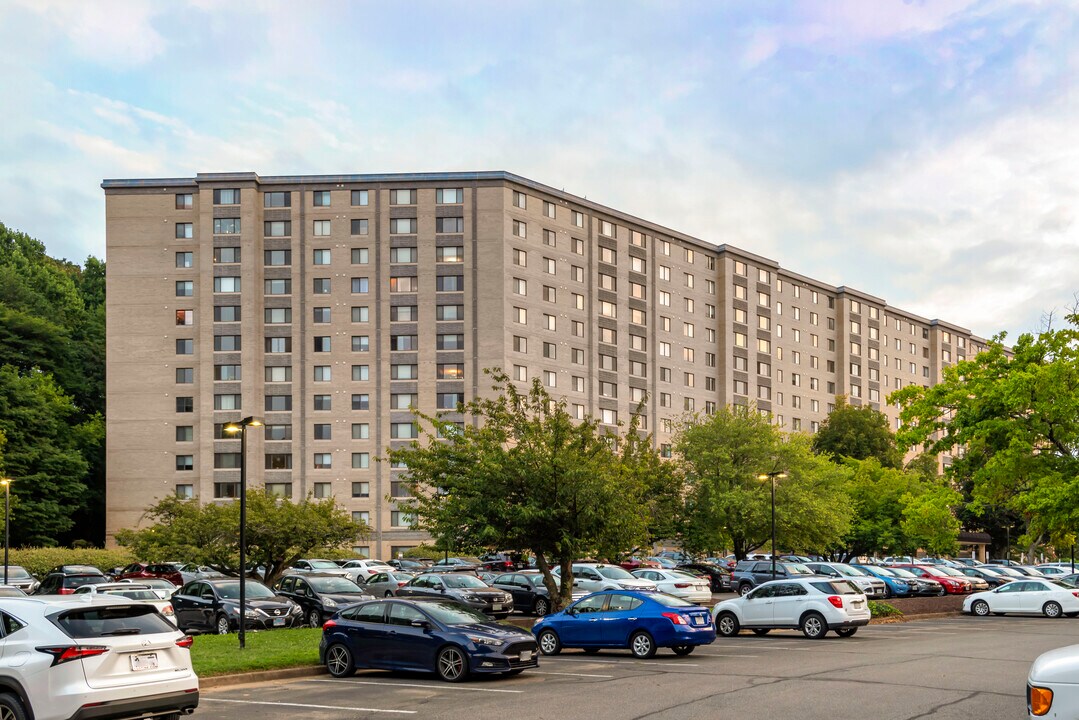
left=812, top=397, right=903, bottom=468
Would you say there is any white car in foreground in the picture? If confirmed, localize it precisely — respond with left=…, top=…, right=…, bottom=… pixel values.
left=712, top=577, right=871, bottom=639
left=964, top=579, right=1079, bottom=618
left=632, top=569, right=712, bottom=603
left=1028, top=643, right=1079, bottom=717
left=0, top=596, right=198, bottom=720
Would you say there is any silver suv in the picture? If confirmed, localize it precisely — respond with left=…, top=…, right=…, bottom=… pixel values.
left=553, top=563, right=657, bottom=592
left=805, top=562, right=887, bottom=598
left=0, top=596, right=199, bottom=720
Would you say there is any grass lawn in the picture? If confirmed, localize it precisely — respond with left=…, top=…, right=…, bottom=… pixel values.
left=190, top=627, right=323, bottom=677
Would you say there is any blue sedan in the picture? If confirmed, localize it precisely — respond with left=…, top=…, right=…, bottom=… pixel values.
left=320, top=597, right=539, bottom=682
left=533, top=590, right=715, bottom=658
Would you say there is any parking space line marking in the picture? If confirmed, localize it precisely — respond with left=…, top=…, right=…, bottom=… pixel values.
left=203, top=698, right=416, bottom=714
left=530, top=670, right=614, bottom=678
left=300, top=678, right=524, bottom=693
left=694, top=653, right=760, bottom=658
left=548, top=657, right=700, bottom=667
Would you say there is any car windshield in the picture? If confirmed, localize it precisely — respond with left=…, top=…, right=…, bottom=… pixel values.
left=810, top=580, right=860, bottom=595
left=921, top=567, right=947, bottom=577
left=786, top=564, right=814, bottom=576
left=1, top=567, right=30, bottom=579
left=978, top=568, right=1004, bottom=578
left=596, top=566, right=635, bottom=580
left=420, top=601, right=495, bottom=625
left=443, top=575, right=487, bottom=588
left=649, top=593, right=697, bottom=607
left=870, top=567, right=896, bottom=577
left=997, top=567, right=1025, bottom=577
left=836, top=565, right=867, bottom=577
left=936, top=567, right=965, bottom=577
left=888, top=568, right=917, bottom=578
left=308, top=561, right=340, bottom=569
left=668, top=570, right=699, bottom=580
left=216, top=581, right=274, bottom=599
left=103, top=589, right=159, bottom=600
left=309, top=577, right=363, bottom=593
left=141, top=579, right=176, bottom=588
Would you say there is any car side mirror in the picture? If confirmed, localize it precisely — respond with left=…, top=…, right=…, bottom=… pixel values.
left=566, top=607, right=578, bottom=616
left=410, top=620, right=430, bottom=630
left=440, top=587, right=446, bottom=593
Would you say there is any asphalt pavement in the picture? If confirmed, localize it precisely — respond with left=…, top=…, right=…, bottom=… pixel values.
left=201, top=615, right=1071, bottom=719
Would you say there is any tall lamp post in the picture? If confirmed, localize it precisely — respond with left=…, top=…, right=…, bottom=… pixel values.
left=757, top=471, right=788, bottom=579
left=223, top=416, right=262, bottom=650
left=1, top=478, right=11, bottom=586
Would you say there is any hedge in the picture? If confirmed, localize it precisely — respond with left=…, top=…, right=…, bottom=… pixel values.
left=7, top=547, right=136, bottom=578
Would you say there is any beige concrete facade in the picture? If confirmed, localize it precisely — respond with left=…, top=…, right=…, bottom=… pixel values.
left=103, top=171, right=989, bottom=559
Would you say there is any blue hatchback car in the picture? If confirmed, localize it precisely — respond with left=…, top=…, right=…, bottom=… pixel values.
left=533, top=590, right=715, bottom=658
left=320, top=597, right=539, bottom=682
left=851, top=564, right=912, bottom=598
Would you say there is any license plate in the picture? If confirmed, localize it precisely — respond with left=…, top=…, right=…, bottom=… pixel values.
left=852, top=601, right=864, bottom=608
left=130, top=652, right=158, bottom=672
left=273, top=617, right=286, bottom=626
left=519, top=650, right=532, bottom=662
left=492, top=603, right=502, bottom=611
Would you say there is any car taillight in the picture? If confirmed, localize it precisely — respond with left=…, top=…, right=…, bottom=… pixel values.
left=827, top=596, right=844, bottom=609
left=36, top=645, right=109, bottom=666
left=398, top=581, right=408, bottom=586
left=323, top=620, right=337, bottom=631
left=662, top=612, right=687, bottom=625
left=673, top=583, right=691, bottom=588
left=162, top=605, right=175, bottom=616
left=1030, top=685, right=1053, bottom=716
left=175, top=636, right=194, bottom=649
left=58, top=588, right=74, bottom=595
left=1072, top=591, right=1079, bottom=598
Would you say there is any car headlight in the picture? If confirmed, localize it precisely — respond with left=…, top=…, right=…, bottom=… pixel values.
left=502, top=593, right=512, bottom=602
left=467, top=635, right=501, bottom=647
left=462, top=594, right=481, bottom=602
left=290, top=605, right=303, bottom=614
left=324, top=598, right=338, bottom=608
left=618, top=583, right=637, bottom=590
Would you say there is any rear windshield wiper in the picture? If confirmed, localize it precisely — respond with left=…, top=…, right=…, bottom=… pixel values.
left=101, top=628, right=143, bottom=636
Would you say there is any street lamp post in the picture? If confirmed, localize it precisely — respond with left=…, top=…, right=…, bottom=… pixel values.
left=223, top=416, right=262, bottom=650
left=757, top=471, right=788, bottom=580
left=1, top=478, right=10, bottom=586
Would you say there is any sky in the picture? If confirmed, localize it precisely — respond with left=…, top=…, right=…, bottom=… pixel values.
left=0, top=0, right=1076, bottom=341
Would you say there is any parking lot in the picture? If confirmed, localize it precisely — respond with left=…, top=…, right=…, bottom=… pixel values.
left=201, top=615, right=1075, bottom=719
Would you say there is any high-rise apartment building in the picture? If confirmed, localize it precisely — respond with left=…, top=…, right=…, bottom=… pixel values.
left=103, top=171, right=988, bottom=557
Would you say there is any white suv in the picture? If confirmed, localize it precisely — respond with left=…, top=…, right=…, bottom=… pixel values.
left=712, top=577, right=871, bottom=639
left=553, top=563, right=657, bottom=592
left=0, top=596, right=199, bottom=720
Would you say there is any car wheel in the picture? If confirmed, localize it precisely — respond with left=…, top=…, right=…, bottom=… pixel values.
left=538, top=629, right=562, bottom=655
left=800, top=612, right=827, bottom=640
left=835, top=628, right=857, bottom=638
left=533, top=598, right=550, bottom=617
left=751, top=628, right=770, bottom=636
left=738, top=584, right=753, bottom=596
left=307, top=609, right=322, bottom=628
left=436, top=646, right=469, bottom=682
left=716, top=612, right=740, bottom=637
left=971, top=600, right=991, bottom=617
left=1044, top=601, right=1063, bottom=619
left=937, top=586, right=946, bottom=597
left=0, top=693, right=28, bottom=720
left=325, top=643, right=355, bottom=678
left=672, top=645, right=695, bottom=656
left=629, top=631, right=656, bottom=659
left=215, top=614, right=230, bottom=635
left=582, top=647, right=600, bottom=655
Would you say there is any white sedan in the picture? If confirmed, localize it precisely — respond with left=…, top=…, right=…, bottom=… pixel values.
left=964, top=578, right=1079, bottom=618
left=1028, top=643, right=1079, bottom=717
left=632, top=569, right=712, bottom=603
left=340, top=559, right=395, bottom=582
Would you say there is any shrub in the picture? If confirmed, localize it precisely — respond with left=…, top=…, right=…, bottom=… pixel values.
left=868, top=600, right=903, bottom=618
left=8, top=547, right=136, bottom=578
left=403, top=544, right=443, bottom=560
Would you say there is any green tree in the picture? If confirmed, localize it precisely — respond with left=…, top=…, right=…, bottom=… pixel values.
left=115, top=490, right=365, bottom=586
left=675, top=406, right=853, bottom=559
left=387, top=370, right=664, bottom=610
left=812, top=397, right=903, bottom=468
left=892, top=312, right=1079, bottom=554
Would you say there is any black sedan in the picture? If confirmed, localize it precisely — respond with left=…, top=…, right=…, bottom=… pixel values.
left=678, top=563, right=732, bottom=593
left=273, top=573, right=373, bottom=627
left=171, top=578, right=303, bottom=634
left=956, top=565, right=1011, bottom=588
left=320, top=597, right=538, bottom=681
left=490, top=572, right=558, bottom=616
left=397, top=573, right=514, bottom=617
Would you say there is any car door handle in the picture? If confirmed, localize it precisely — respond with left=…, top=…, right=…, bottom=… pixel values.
left=588, top=618, right=599, bottom=622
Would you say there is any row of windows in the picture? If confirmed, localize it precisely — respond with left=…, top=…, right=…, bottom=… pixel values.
left=176, top=246, right=466, bottom=269
left=176, top=215, right=465, bottom=240
left=176, top=423, right=381, bottom=442
left=180, top=188, right=467, bottom=210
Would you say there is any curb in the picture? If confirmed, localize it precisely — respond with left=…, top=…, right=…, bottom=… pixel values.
left=200, top=664, right=327, bottom=690
left=871, top=611, right=963, bottom=624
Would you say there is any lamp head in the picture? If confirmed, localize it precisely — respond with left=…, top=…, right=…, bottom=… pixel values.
left=0, top=478, right=9, bottom=487
left=223, top=424, right=241, bottom=435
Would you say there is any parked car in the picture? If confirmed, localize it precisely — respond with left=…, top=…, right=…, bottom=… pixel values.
left=121, top=577, right=183, bottom=599
left=397, top=573, right=514, bottom=617
left=320, top=597, right=538, bottom=681
left=1013, top=566, right=1049, bottom=578
left=804, top=562, right=887, bottom=599
left=631, top=569, right=712, bottom=603
left=954, top=557, right=985, bottom=567
left=534, top=589, right=715, bottom=657
left=34, top=571, right=110, bottom=595
left=655, top=551, right=692, bottom=564
left=883, top=566, right=946, bottom=596
left=274, top=573, right=373, bottom=627
left=713, top=577, right=871, bottom=639
left=965, top=579, right=1079, bottom=618
left=429, top=557, right=483, bottom=572
left=340, top=558, right=395, bottom=582
left=619, top=557, right=662, bottom=571
left=71, top=582, right=178, bottom=625
left=0, top=585, right=27, bottom=597
left=388, top=558, right=430, bottom=571
left=731, top=560, right=816, bottom=596
left=1027, top=643, right=1079, bottom=717
left=988, top=558, right=1021, bottom=566
left=171, top=578, right=303, bottom=634
left=490, top=571, right=587, bottom=617
left=678, top=562, right=732, bottom=593
left=552, top=563, right=657, bottom=593
left=931, top=565, right=990, bottom=592
left=648, top=556, right=680, bottom=569
left=891, top=564, right=973, bottom=594
left=363, top=570, right=417, bottom=597
left=169, top=563, right=225, bottom=585
left=292, top=559, right=354, bottom=579
left=850, top=564, right=913, bottom=598
left=0, top=596, right=199, bottom=720
left=956, top=565, right=1011, bottom=588
left=0, top=566, right=38, bottom=594
left=114, top=562, right=185, bottom=586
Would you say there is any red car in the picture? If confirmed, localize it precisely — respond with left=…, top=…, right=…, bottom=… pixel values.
left=114, top=562, right=185, bottom=586
left=619, top=557, right=663, bottom=571
left=892, top=564, right=973, bottom=594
